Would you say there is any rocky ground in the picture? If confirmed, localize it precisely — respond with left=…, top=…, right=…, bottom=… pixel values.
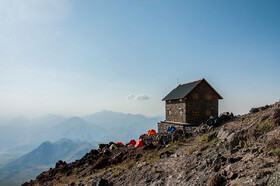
left=23, top=101, right=280, bottom=186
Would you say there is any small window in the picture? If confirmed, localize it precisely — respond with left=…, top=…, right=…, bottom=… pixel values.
left=168, top=100, right=171, bottom=103
left=179, top=108, right=183, bottom=115
left=206, top=109, right=211, bottom=116
left=168, top=110, right=172, bottom=115
left=193, top=109, right=199, bottom=116
left=179, top=99, right=182, bottom=102
left=205, top=94, right=212, bottom=100
left=193, top=93, right=199, bottom=100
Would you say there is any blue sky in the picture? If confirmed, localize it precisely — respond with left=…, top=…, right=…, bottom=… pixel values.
left=0, top=0, right=279, bottom=117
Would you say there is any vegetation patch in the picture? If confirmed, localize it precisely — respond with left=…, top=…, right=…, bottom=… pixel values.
left=242, top=136, right=253, bottom=148
left=189, top=146, right=198, bottom=155
left=175, top=141, right=183, bottom=146
left=184, top=136, right=195, bottom=144
left=139, top=144, right=175, bottom=164
left=265, top=137, right=280, bottom=159
left=198, top=134, right=208, bottom=144
left=272, top=148, right=280, bottom=158
left=208, top=137, right=219, bottom=145
left=113, top=170, right=123, bottom=177
left=252, top=120, right=278, bottom=138
left=258, top=120, right=276, bottom=134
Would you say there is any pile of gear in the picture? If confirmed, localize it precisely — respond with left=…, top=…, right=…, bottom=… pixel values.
left=98, top=129, right=159, bottom=152
left=140, top=127, right=188, bottom=146
left=206, top=112, right=234, bottom=128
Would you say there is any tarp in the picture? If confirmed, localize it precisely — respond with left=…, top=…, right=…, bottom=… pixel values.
left=167, top=126, right=176, bottom=133
left=116, top=142, right=124, bottom=146
left=134, top=139, right=144, bottom=148
left=109, top=144, right=117, bottom=150
left=127, top=139, right=136, bottom=146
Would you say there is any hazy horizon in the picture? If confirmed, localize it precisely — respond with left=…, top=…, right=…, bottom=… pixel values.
left=1, top=0, right=280, bottom=118
left=0, top=109, right=165, bottom=121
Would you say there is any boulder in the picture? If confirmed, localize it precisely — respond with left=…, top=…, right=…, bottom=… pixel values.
left=219, top=112, right=234, bottom=123
left=158, top=134, right=172, bottom=145
left=90, top=149, right=100, bottom=156
left=272, top=108, right=280, bottom=124
left=195, top=123, right=209, bottom=134
left=227, top=172, right=238, bottom=180
left=111, top=152, right=123, bottom=164
left=227, top=156, right=242, bottom=164
left=206, top=116, right=220, bottom=127
left=260, top=105, right=270, bottom=110
left=207, top=132, right=217, bottom=142
left=55, top=160, right=67, bottom=168
left=207, top=173, right=226, bottom=186
left=91, top=178, right=109, bottom=186
left=217, top=128, right=230, bottom=140
left=226, top=132, right=240, bottom=148
left=92, top=156, right=109, bottom=170
left=250, top=108, right=260, bottom=114
left=159, top=151, right=173, bottom=158
left=99, top=144, right=109, bottom=150
left=143, top=143, right=156, bottom=150
left=172, top=129, right=184, bottom=141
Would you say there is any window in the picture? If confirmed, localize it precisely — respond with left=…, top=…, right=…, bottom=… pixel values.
left=193, top=109, right=199, bottom=116
left=168, top=110, right=172, bottom=115
left=205, top=94, right=212, bottom=100
left=206, top=109, right=211, bottom=116
left=179, top=99, right=182, bottom=102
left=179, top=108, right=183, bottom=115
left=193, top=93, right=199, bottom=100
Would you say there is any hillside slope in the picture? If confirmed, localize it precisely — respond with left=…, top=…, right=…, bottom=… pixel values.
left=0, top=139, right=95, bottom=186
left=24, top=101, right=280, bottom=186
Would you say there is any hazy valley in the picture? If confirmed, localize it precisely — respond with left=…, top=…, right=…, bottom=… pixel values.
left=0, top=111, right=162, bottom=185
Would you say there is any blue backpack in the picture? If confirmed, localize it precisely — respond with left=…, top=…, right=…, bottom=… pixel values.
left=167, top=126, right=176, bottom=133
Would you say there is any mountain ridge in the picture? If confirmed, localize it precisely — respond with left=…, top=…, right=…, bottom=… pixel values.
left=0, top=111, right=162, bottom=185
left=23, top=100, right=280, bottom=186
left=0, top=139, right=96, bottom=186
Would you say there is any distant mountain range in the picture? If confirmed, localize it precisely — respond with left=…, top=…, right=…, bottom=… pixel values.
left=0, top=111, right=163, bottom=185
left=0, top=139, right=96, bottom=186
left=83, top=110, right=162, bottom=142
left=0, top=111, right=162, bottom=154
left=51, top=117, right=105, bottom=142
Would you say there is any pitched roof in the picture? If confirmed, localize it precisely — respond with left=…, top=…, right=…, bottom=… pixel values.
left=162, top=78, right=223, bottom=101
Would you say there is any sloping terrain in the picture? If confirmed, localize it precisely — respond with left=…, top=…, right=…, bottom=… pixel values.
left=23, top=101, right=280, bottom=186
left=0, top=139, right=96, bottom=186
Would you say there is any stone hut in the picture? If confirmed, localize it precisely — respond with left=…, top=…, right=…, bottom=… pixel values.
left=158, top=78, right=223, bottom=133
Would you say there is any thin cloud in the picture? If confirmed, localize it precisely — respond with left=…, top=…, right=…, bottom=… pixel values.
left=127, top=94, right=150, bottom=101
left=136, top=94, right=150, bottom=100
left=127, top=94, right=135, bottom=100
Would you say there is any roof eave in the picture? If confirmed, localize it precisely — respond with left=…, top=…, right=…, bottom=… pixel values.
left=162, top=97, right=184, bottom=101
